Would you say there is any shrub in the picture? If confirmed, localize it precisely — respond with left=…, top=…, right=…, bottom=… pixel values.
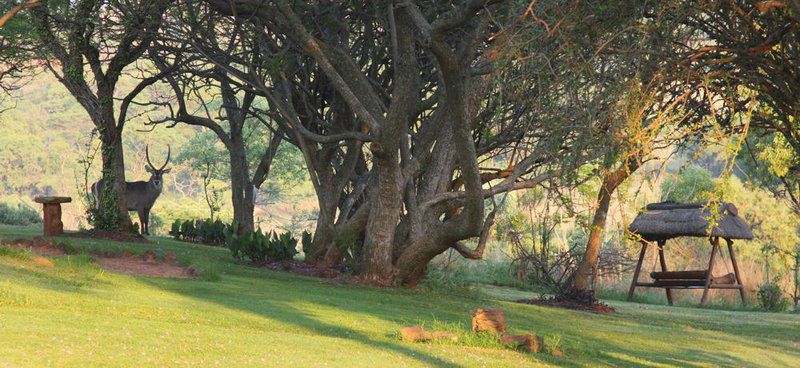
left=0, top=203, right=42, bottom=226
left=169, top=219, right=182, bottom=239
left=757, top=280, right=789, bottom=312
left=226, top=228, right=299, bottom=264
left=334, top=226, right=363, bottom=272
left=169, top=218, right=229, bottom=246
left=180, top=219, right=196, bottom=241
left=301, top=230, right=313, bottom=255
left=661, top=166, right=715, bottom=202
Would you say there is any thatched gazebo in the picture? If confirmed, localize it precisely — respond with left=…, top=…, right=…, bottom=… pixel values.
left=626, top=201, right=753, bottom=306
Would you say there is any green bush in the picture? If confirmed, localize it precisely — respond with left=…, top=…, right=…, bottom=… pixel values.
left=169, top=219, right=182, bottom=239
left=661, top=166, right=715, bottom=202
left=0, top=203, right=42, bottom=226
left=301, top=230, right=313, bottom=255
left=226, top=228, right=299, bottom=264
left=180, top=220, right=196, bottom=241
left=757, top=280, right=790, bottom=312
left=169, top=218, right=229, bottom=246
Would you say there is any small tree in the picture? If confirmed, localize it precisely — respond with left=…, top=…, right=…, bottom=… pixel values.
left=175, top=132, right=227, bottom=221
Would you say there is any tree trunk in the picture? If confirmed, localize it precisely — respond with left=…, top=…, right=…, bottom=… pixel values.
left=395, top=236, right=443, bottom=288
left=229, top=140, right=254, bottom=234
left=362, top=154, right=403, bottom=282
left=306, top=199, right=337, bottom=262
left=98, top=126, right=133, bottom=233
left=570, top=159, right=639, bottom=297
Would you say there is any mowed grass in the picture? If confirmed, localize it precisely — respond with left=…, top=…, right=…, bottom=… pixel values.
left=1, top=225, right=798, bottom=367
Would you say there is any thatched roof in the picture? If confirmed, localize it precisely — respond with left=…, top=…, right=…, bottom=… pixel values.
left=628, top=201, right=754, bottom=241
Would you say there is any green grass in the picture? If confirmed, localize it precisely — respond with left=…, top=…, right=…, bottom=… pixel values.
left=1, top=225, right=799, bottom=367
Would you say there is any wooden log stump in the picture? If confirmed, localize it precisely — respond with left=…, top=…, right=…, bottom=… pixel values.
left=33, top=196, right=71, bottom=236
left=472, top=308, right=506, bottom=334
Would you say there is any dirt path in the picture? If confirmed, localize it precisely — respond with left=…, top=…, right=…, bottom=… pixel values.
left=92, top=253, right=196, bottom=279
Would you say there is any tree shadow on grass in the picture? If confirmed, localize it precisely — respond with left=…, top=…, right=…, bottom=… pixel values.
left=138, top=265, right=800, bottom=367
left=497, top=299, right=800, bottom=367
left=137, top=274, right=473, bottom=368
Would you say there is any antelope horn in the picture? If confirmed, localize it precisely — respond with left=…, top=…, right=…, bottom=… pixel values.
left=145, top=145, right=157, bottom=170
left=160, top=145, right=171, bottom=170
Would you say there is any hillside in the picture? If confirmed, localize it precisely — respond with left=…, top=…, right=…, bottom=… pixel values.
left=0, top=74, right=316, bottom=232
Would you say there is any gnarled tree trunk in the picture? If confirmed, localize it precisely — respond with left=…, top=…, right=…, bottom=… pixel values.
left=569, top=158, right=640, bottom=299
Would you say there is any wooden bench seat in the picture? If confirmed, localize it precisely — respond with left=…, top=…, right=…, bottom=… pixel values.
left=650, top=270, right=707, bottom=280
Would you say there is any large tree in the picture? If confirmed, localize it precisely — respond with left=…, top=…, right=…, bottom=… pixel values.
left=541, top=0, right=719, bottom=301
left=198, top=0, right=605, bottom=286
left=24, top=0, right=174, bottom=232
left=146, top=23, right=284, bottom=234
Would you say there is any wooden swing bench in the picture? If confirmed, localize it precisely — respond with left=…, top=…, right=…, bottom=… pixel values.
left=627, top=202, right=754, bottom=307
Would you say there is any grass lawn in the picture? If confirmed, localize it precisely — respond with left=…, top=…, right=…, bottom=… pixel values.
left=1, top=224, right=798, bottom=367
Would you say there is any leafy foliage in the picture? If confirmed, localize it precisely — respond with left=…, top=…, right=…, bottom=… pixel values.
left=226, top=228, right=299, bottom=264
left=334, top=226, right=363, bottom=272
left=661, top=167, right=715, bottom=202
left=169, top=218, right=228, bottom=246
left=301, top=230, right=312, bottom=256
left=0, top=202, right=40, bottom=225
left=757, top=279, right=790, bottom=312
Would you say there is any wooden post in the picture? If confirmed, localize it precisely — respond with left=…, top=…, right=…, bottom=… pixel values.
left=700, top=237, right=719, bottom=307
left=657, top=240, right=673, bottom=305
left=628, top=240, right=648, bottom=301
left=725, top=238, right=747, bottom=305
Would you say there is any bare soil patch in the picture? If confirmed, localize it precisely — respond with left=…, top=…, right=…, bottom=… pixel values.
left=515, top=298, right=616, bottom=314
left=1, top=236, right=67, bottom=256
left=263, top=260, right=344, bottom=279
left=62, top=230, right=150, bottom=243
left=92, top=251, right=195, bottom=279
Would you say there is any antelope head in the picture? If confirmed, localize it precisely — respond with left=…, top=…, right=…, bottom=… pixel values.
left=145, top=144, right=171, bottom=191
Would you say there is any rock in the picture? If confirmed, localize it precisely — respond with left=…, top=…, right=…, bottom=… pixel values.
left=143, top=250, right=156, bottom=262
left=472, top=308, right=506, bottom=334
left=165, top=251, right=177, bottom=263
left=400, top=326, right=430, bottom=342
left=32, top=257, right=54, bottom=267
left=501, top=334, right=544, bottom=353
left=550, top=348, right=564, bottom=357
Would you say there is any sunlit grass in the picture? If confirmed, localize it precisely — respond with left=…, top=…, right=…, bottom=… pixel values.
left=1, top=224, right=798, bottom=367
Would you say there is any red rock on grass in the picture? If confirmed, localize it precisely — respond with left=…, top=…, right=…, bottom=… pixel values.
left=472, top=308, right=506, bottom=334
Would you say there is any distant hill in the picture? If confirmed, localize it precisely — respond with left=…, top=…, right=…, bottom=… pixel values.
left=0, top=74, right=316, bottom=233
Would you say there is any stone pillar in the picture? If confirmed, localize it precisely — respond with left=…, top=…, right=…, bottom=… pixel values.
left=33, top=196, right=72, bottom=236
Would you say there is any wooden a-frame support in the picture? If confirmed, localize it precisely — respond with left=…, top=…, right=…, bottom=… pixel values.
left=627, top=237, right=746, bottom=307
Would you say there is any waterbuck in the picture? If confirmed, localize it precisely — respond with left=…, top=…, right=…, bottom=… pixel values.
left=91, top=145, right=171, bottom=235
